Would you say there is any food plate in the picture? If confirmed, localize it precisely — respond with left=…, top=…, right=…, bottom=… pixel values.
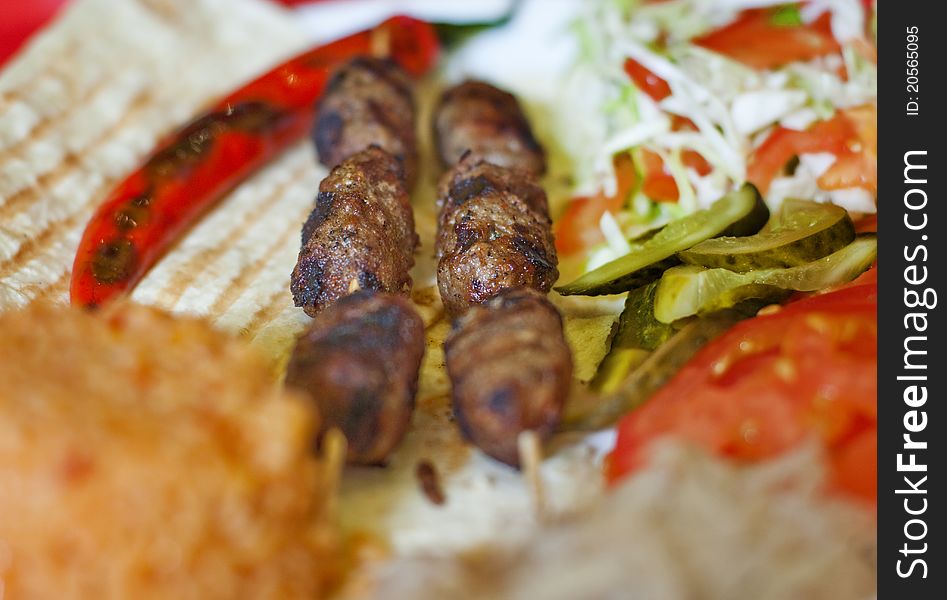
left=0, top=0, right=877, bottom=597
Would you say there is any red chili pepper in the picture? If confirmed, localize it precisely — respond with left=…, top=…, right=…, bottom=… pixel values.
left=70, top=15, right=439, bottom=308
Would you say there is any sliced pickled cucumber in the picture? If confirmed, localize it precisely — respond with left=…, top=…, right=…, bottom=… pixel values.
left=678, top=199, right=855, bottom=272
left=590, top=282, right=677, bottom=394
left=590, top=347, right=651, bottom=397
left=654, top=234, right=877, bottom=323
left=556, top=184, right=768, bottom=296
left=563, top=310, right=745, bottom=431
left=614, top=282, right=677, bottom=351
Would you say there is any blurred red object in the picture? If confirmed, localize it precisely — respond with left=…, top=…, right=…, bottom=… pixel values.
left=0, top=0, right=69, bottom=66
left=0, top=0, right=334, bottom=68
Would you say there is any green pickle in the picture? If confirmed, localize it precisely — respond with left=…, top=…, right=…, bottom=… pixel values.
left=654, top=234, right=877, bottom=323
left=564, top=311, right=745, bottom=430
left=590, top=282, right=676, bottom=394
left=556, top=184, right=769, bottom=296
left=678, top=198, right=855, bottom=272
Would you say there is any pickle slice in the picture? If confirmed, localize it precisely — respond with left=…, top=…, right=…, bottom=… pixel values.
left=563, top=310, right=745, bottom=430
left=556, top=184, right=768, bottom=296
left=612, top=281, right=677, bottom=352
left=590, top=282, right=677, bottom=394
left=654, top=234, right=877, bottom=323
left=678, top=199, right=855, bottom=272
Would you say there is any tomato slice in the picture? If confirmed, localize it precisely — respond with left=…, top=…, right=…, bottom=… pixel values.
left=817, top=105, right=877, bottom=194
left=637, top=148, right=711, bottom=203
left=747, top=106, right=876, bottom=195
left=554, top=153, right=637, bottom=255
left=638, top=150, right=677, bottom=203
left=623, top=58, right=671, bottom=102
left=854, top=214, right=877, bottom=233
left=695, top=8, right=840, bottom=70
left=607, top=281, right=878, bottom=504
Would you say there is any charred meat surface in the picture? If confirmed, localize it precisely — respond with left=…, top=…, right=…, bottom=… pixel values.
left=313, top=56, right=418, bottom=186
left=292, top=147, right=418, bottom=316
left=285, top=291, right=425, bottom=465
left=433, top=80, right=546, bottom=175
left=435, top=156, right=558, bottom=316
left=445, top=288, right=572, bottom=467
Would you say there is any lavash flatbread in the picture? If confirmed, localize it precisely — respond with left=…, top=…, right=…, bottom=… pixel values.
left=0, top=1, right=875, bottom=597
left=0, top=0, right=614, bottom=555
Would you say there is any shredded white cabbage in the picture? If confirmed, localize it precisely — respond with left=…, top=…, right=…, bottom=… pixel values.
left=556, top=0, right=877, bottom=268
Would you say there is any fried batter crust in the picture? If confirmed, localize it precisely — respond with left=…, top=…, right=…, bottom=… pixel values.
left=0, top=302, right=339, bottom=599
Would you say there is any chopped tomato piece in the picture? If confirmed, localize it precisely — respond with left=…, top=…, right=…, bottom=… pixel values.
left=748, top=106, right=876, bottom=195
left=682, top=149, right=713, bottom=175
left=554, top=153, right=637, bottom=255
left=623, top=58, right=671, bottom=102
left=854, top=214, right=877, bottom=233
left=670, top=114, right=699, bottom=132
left=637, top=148, right=711, bottom=203
left=638, top=150, right=677, bottom=203
left=818, top=152, right=876, bottom=192
left=695, top=8, right=840, bottom=70
left=607, top=281, right=878, bottom=505
left=817, top=105, right=877, bottom=194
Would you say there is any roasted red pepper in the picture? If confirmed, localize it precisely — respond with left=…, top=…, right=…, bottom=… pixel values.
left=70, top=15, right=439, bottom=308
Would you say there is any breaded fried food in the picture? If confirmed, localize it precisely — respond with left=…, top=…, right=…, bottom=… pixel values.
left=0, top=303, right=339, bottom=599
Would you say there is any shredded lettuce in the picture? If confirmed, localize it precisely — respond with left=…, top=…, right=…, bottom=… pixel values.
left=556, top=0, right=877, bottom=272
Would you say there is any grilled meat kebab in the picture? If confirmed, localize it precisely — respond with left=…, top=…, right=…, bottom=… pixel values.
left=434, top=81, right=571, bottom=467
left=435, top=155, right=558, bottom=316
left=445, top=287, right=572, bottom=467
left=285, top=291, right=425, bottom=465
left=313, top=56, right=419, bottom=186
left=289, top=57, right=424, bottom=465
left=291, top=146, right=418, bottom=316
left=434, top=80, right=546, bottom=175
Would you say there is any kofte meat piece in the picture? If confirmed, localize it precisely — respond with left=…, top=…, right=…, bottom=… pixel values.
left=285, top=291, right=425, bottom=465
left=435, top=157, right=557, bottom=316
left=313, top=56, right=418, bottom=185
left=445, top=287, right=573, bottom=467
left=434, top=80, right=546, bottom=175
left=292, top=147, right=418, bottom=316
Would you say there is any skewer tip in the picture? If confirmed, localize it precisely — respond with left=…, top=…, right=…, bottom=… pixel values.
left=518, top=430, right=547, bottom=521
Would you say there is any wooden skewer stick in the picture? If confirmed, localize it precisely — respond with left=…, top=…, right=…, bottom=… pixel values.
left=322, top=428, right=348, bottom=521
left=518, top=430, right=547, bottom=521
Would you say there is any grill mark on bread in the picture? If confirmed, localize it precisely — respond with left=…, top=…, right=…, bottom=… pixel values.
left=207, top=205, right=308, bottom=319
left=0, top=91, right=151, bottom=225
left=0, top=155, right=79, bottom=222
left=152, top=159, right=311, bottom=308
left=0, top=94, right=154, bottom=278
left=0, top=39, right=85, bottom=107
left=21, top=269, right=71, bottom=303
left=243, top=290, right=294, bottom=338
left=0, top=77, right=117, bottom=162
left=0, top=209, right=85, bottom=281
